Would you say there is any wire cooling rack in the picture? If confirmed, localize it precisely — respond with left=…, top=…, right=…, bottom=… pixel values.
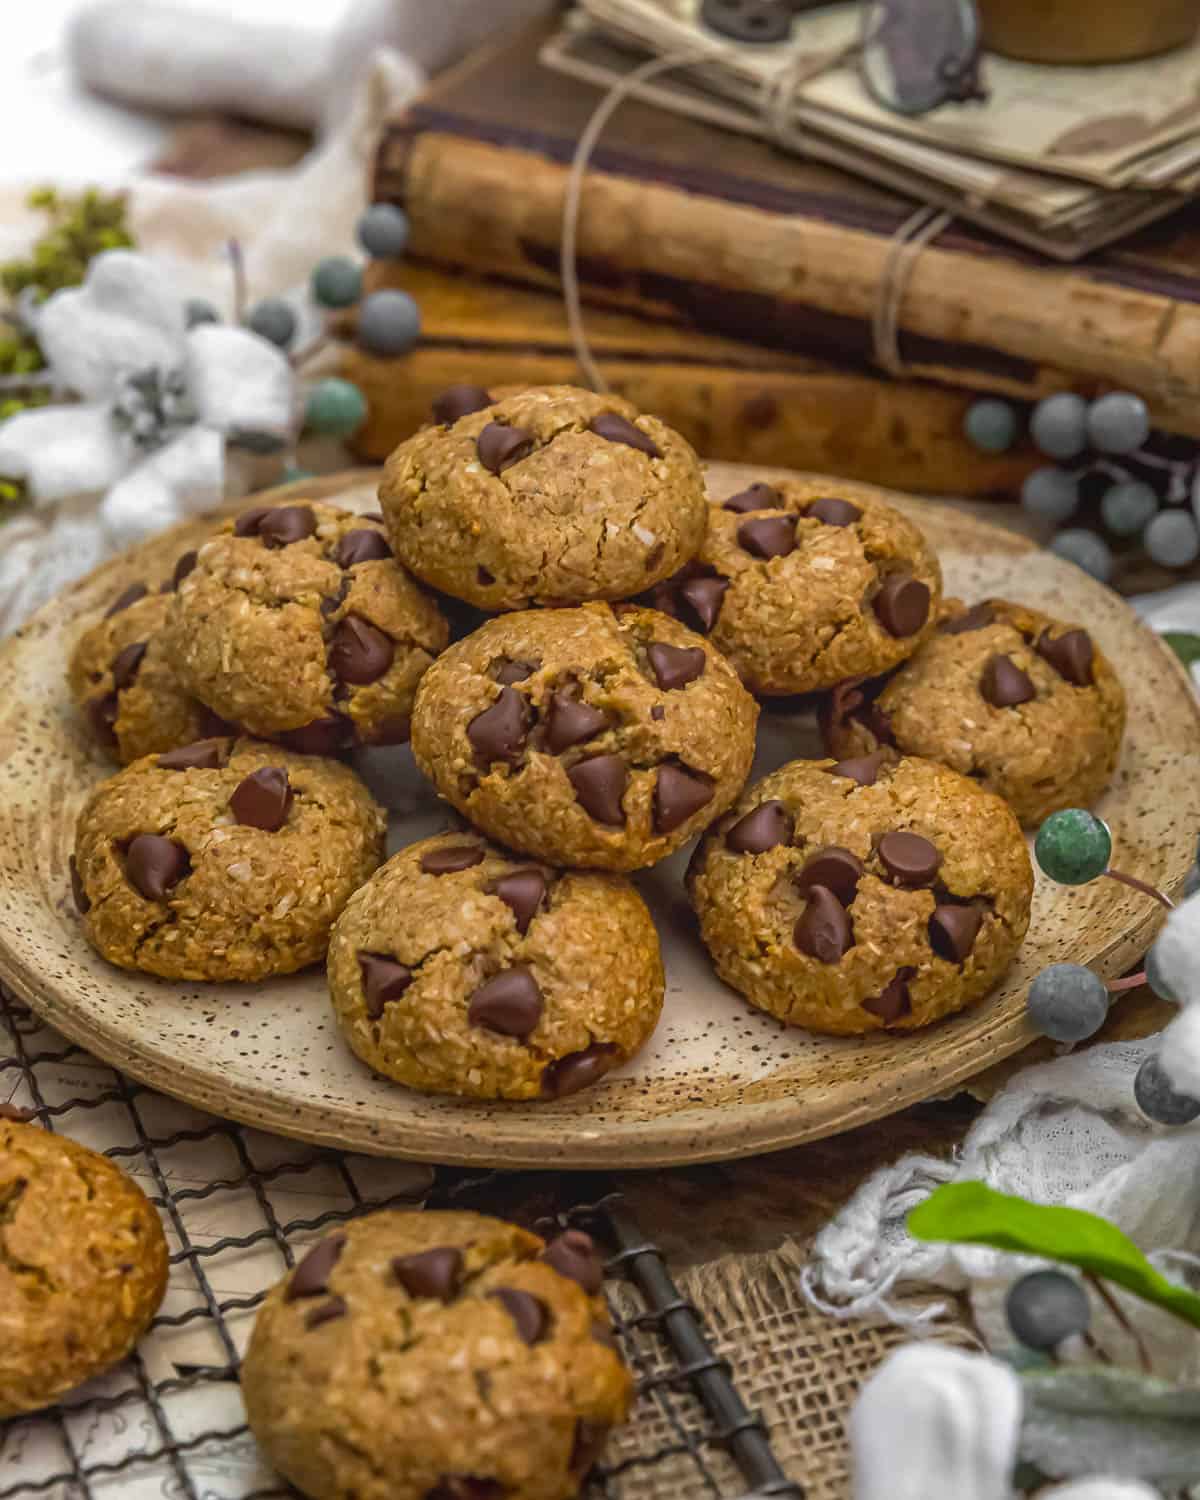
left=0, top=985, right=802, bottom=1500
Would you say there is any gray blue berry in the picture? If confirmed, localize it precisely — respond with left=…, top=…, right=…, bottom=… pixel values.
left=357, top=203, right=410, bottom=260
left=357, top=290, right=421, bottom=357
left=1100, top=480, right=1157, bottom=538
left=1022, top=467, right=1079, bottom=524
left=1144, top=510, right=1200, bottom=569
left=185, top=298, right=220, bottom=329
left=1030, top=393, right=1089, bottom=460
left=312, top=256, right=364, bottom=310
left=1050, top=529, right=1113, bottom=583
left=1006, top=1270, right=1090, bottom=1351
left=1087, top=392, right=1150, bottom=455
left=964, top=398, right=1019, bottom=454
left=246, top=297, right=297, bottom=350
left=1135, top=1054, right=1200, bottom=1125
left=1027, top=964, right=1110, bottom=1042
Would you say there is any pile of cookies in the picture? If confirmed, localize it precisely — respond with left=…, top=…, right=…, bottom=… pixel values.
left=67, top=384, right=1128, bottom=1101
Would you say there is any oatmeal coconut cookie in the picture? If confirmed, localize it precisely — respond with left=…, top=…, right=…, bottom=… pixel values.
left=650, top=476, right=942, bottom=695
left=72, top=737, right=386, bottom=981
left=241, top=1210, right=632, bottom=1500
left=687, top=753, right=1033, bottom=1035
left=410, top=603, right=759, bottom=871
left=164, top=501, right=448, bottom=751
left=328, top=833, right=664, bottom=1101
left=379, top=385, right=708, bottom=611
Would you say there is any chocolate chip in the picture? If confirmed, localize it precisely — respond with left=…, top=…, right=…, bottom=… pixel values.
left=477, top=422, right=534, bottom=474
left=259, top=504, right=316, bottom=549
left=420, top=845, right=485, bottom=875
left=723, top=482, right=780, bottom=514
left=86, top=692, right=119, bottom=745
left=488, top=1288, right=550, bottom=1344
left=369, top=716, right=410, bottom=746
left=305, top=1296, right=347, bottom=1330
left=198, top=706, right=239, bottom=739
left=359, top=953, right=413, bottom=1018
left=863, top=969, right=915, bottom=1024
left=738, top=515, right=796, bottom=560
left=589, top=412, right=661, bottom=457
left=69, top=855, right=90, bottom=914
left=725, top=800, right=793, bottom=854
left=426, top=1478, right=503, bottom=1500
left=542, top=1043, right=621, bottom=1099
left=654, top=763, right=714, bottom=834
left=109, top=641, right=148, bottom=692
left=336, top=529, right=393, bottom=567
left=796, top=847, right=864, bottom=907
left=467, top=686, right=530, bottom=765
left=393, top=1247, right=462, bottom=1302
left=678, top=576, right=728, bottom=633
left=808, top=496, right=863, bottom=527
left=828, top=752, right=887, bottom=787
left=571, top=1421, right=611, bottom=1476
left=567, top=755, right=627, bottom=825
left=650, top=705, right=665, bottom=721
left=321, top=579, right=350, bottom=620
left=877, top=831, right=942, bottom=886
left=1035, top=627, right=1094, bottom=687
left=874, top=574, right=931, bottom=638
left=794, top=887, right=853, bottom=963
left=230, top=767, right=293, bottom=832
left=929, top=904, right=983, bottom=963
left=646, top=642, right=705, bottom=691
left=171, top=550, right=198, bottom=589
left=329, top=614, right=395, bottom=687
left=158, top=740, right=227, bottom=771
left=544, top=691, right=611, bottom=754
left=489, top=869, right=546, bottom=933
left=591, top=1319, right=618, bottom=1350
left=468, top=967, right=543, bottom=1039
left=941, top=603, right=996, bottom=635
left=104, top=582, right=148, bottom=618
left=980, top=653, right=1036, bottom=708
left=280, top=716, right=351, bottom=755
left=541, top=1230, right=604, bottom=1294
left=494, top=659, right=536, bottom=685
left=286, top=1234, right=346, bottom=1300
left=125, top=835, right=190, bottom=901
left=233, top=505, right=272, bottom=537
left=433, top=384, right=494, bottom=425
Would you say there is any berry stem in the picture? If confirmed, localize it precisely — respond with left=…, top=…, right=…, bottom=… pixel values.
left=1106, top=971, right=1148, bottom=993
left=289, top=333, right=330, bottom=370
left=1085, top=1273, right=1152, bottom=1374
left=228, top=239, right=247, bottom=326
left=1082, top=1330, right=1114, bottom=1365
left=1102, top=868, right=1174, bottom=911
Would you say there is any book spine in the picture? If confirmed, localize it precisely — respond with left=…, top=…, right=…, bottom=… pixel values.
left=376, top=125, right=1200, bottom=439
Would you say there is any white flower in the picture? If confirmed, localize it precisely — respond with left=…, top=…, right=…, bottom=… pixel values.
left=0, top=251, right=296, bottom=630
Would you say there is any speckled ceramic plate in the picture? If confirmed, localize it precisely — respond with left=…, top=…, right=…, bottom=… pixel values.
left=1, top=466, right=1197, bottom=1168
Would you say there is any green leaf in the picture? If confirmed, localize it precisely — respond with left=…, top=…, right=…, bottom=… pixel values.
left=908, top=1181, right=1200, bottom=1331
left=1164, top=632, right=1200, bottom=668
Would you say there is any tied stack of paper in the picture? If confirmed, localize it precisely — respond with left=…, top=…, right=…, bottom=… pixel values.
left=545, top=0, right=1200, bottom=260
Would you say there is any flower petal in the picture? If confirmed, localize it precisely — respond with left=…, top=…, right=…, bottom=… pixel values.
left=0, top=404, right=126, bottom=505
left=185, top=324, right=295, bottom=441
left=37, top=251, right=186, bottom=401
left=99, top=426, right=225, bottom=548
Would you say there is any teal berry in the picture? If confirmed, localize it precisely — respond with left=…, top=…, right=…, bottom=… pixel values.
left=312, top=256, right=363, bottom=309
left=1100, top=480, right=1157, bottom=538
left=1021, top=467, right=1079, bottom=524
left=1030, top=393, right=1088, bottom=461
left=1144, top=941, right=1179, bottom=1004
left=357, top=289, right=421, bottom=357
left=1035, top=808, right=1112, bottom=886
left=1144, top=509, right=1200, bottom=569
left=1049, top=529, right=1113, bottom=584
left=1087, top=391, right=1150, bottom=456
left=357, top=202, right=410, bottom=259
left=964, top=398, right=1019, bottom=454
left=246, top=297, right=297, bottom=349
left=305, top=378, right=368, bottom=438
left=185, top=297, right=220, bottom=328
left=282, top=462, right=315, bottom=484
left=1027, top=963, right=1109, bottom=1042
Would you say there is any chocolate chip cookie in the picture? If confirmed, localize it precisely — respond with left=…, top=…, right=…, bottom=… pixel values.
left=241, top=1210, right=632, bottom=1500
left=379, top=385, right=707, bottom=611
left=650, top=477, right=942, bottom=695
left=328, top=833, right=664, bottom=1101
left=687, top=754, right=1033, bottom=1035
left=72, top=737, right=386, bottom=981
left=164, top=501, right=449, bottom=752
left=821, top=598, right=1127, bottom=827
left=68, top=568, right=220, bottom=764
left=1, top=1120, right=168, bottom=1417
left=410, top=603, right=759, bottom=871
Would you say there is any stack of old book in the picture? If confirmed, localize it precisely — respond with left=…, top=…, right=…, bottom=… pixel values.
left=346, top=11, right=1200, bottom=497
